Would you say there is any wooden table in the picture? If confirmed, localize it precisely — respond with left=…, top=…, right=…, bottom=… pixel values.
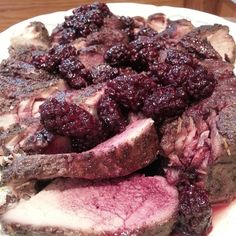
left=0, top=0, right=235, bottom=32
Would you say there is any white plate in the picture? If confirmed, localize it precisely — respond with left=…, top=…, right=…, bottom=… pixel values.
left=0, top=3, right=235, bottom=236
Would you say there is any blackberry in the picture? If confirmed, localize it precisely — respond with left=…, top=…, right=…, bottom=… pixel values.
left=149, top=63, right=194, bottom=87
left=73, top=3, right=111, bottom=18
left=176, top=184, right=212, bottom=236
left=59, top=56, right=91, bottom=89
left=148, top=62, right=169, bottom=84
left=184, top=65, right=216, bottom=101
left=142, top=86, right=188, bottom=123
left=104, top=43, right=132, bottom=67
left=31, top=54, right=49, bottom=70
left=97, top=95, right=128, bottom=135
left=138, top=44, right=159, bottom=65
left=135, top=27, right=158, bottom=38
left=130, top=36, right=164, bottom=52
left=106, top=74, right=157, bottom=111
left=50, top=3, right=111, bottom=44
left=90, top=64, right=119, bottom=84
left=32, top=44, right=77, bottom=72
left=66, top=3, right=111, bottom=38
left=129, top=37, right=164, bottom=70
left=166, top=64, right=194, bottom=86
left=39, top=98, right=101, bottom=139
left=166, top=49, right=193, bottom=65
left=119, top=16, right=135, bottom=40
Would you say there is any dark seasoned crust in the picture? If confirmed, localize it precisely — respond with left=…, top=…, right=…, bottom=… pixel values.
left=182, top=24, right=236, bottom=63
left=3, top=219, right=176, bottom=236
left=0, top=58, right=65, bottom=115
left=2, top=118, right=159, bottom=184
left=205, top=104, right=236, bottom=203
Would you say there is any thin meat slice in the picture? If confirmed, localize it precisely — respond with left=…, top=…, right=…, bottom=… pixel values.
left=146, top=13, right=194, bottom=41
left=162, top=19, right=194, bottom=41
left=0, top=62, right=67, bottom=157
left=181, top=24, right=236, bottom=63
left=197, top=24, right=236, bottom=63
left=1, top=176, right=179, bottom=236
left=2, top=118, right=159, bottom=184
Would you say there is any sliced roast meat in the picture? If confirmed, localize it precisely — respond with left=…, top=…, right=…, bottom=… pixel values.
left=1, top=175, right=179, bottom=236
left=0, top=82, right=104, bottom=157
left=181, top=24, right=236, bottom=63
left=206, top=103, right=236, bottom=202
left=86, top=15, right=129, bottom=48
left=2, top=118, right=159, bottom=184
left=10, top=22, right=50, bottom=51
left=8, top=45, right=47, bottom=64
left=0, top=38, right=68, bottom=158
left=160, top=19, right=194, bottom=42
left=133, top=16, right=146, bottom=33
left=199, top=59, right=234, bottom=80
left=161, top=68, right=236, bottom=202
left=146, top=13, right=194, bottom=41
left=78, top=45, right=105, bottom=69
left=197, top=24, right=236, bottom=63
left=0, top=62, right=67, bottom=156
left=8, top=21, right=50, bottom=63
left=0, top=57, right=66, bottom=116
left=51, top=82, right=104, bottom=116
left=179, top=34, right=221, bottom=60
left=147, top=13, right=169, bottom=33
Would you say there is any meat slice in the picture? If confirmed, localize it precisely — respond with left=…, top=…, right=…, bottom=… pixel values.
left=181, top=24, right=236, bottom=63
left=163, top=19, right=194, bottom=41
left=197, top=24, right=236, bottom=63
left=161, top=69, right=236, bottom=203
left=199, top=59, right=234, bottom=80
left=10, top=21, right=50, bottom=50
left=0, top=58, right=67, bottom=158
left=8, top=21, right=50, bottom=63
left=0, top=26, right=68, bottom=164
left=0, top=81, right=104, bottom=159
left=78, top=45, right=105, bottom=69
left=3, top=118, right=159, bottom=184
left=179, top=34, right=221, bottom=60
left=1, top=176, right=179, bottom=236
left=206, top=103, right=236, bottom=203
left=146, top=13, right=194, bottom=41
left=147, top=13, right=169, bottom=33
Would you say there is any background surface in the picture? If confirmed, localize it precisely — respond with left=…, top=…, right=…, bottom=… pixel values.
left=0, top=0, right=236, bottom=32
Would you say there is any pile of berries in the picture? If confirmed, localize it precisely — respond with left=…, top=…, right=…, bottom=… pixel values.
left=36, top=4, right=219, bottom=236
left=50, top=3, right=112, bottom=44
left=32, top=44, right=91, bottom=89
